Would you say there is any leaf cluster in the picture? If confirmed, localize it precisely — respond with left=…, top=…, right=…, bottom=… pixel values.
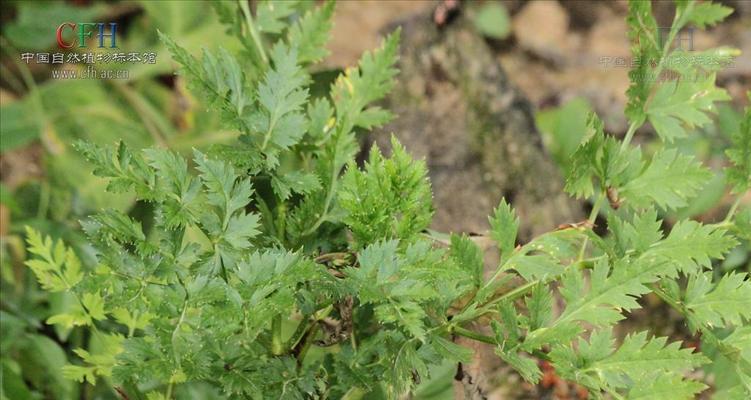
left=21, top=1, right=751, bottom=399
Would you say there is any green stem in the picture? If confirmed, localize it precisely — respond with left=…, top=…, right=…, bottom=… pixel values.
left=238, top=0, right=268, bottom=66
left=260, top=116, right=276, bottom=152
left=287, top=304, right=334, bottom=350
left=474, top=256, right=603, bottom=318
left=452, top=326, right=496, bottom=345
left=653, top=283, right=744, bottom=363
left=109, top=80, right=169, bottom=147
left=651, top=284, right=683, bottom=312
left=37, top=182, right=50, bottom=219
left=603, top=386, right=626, bottom=400
left=3, top=37, right=61, bottom=155
left=492, top=281, right=537, bottom=306
left=341, top=387, right=366, bottom=400
left=619, top=121, right=639, bottom=151
left=165, top=381, right=174, bottom=400
left=171, top=276, right=189, bottom=370
left=723, top=196, right=743, bottom=224
left=621, top=7, right=683, bottom=153
left=296, top=323, right=319, bottom=365
left=295, top=305, right=333, bottom=364
left=453, top=326, right=551, bottom=362
left=302, top=157, right=340, bottom=237
left=271, top=315, right=284, bottom=356
left=577, top=192, right=605, bottom=261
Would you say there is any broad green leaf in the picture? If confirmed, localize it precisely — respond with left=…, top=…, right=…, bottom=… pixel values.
left=472, top=2, right=510, bottom=39
left=22, top=335, right=74, bottom=398
left=271, top=171, right=321, bottom=201
left=0, top=101, right=39, bottom=152
left=3, top=1, right=105, bottom=50
left=536, top=97, right=593, bottom=169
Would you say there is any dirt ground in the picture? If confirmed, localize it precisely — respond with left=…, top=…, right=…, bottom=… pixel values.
left=328, top=0, right=750, bottom=134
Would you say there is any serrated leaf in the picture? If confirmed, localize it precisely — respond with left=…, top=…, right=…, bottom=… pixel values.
left=340, top=136, right=433, bottom=247
left=82, top=292, right=106, bottom=321
left=557, top=258, right=663, bottom=327
left=488, top=198, right=519, bottom=260
left=112, top=308, right=154, bottom=335
left=607, top=210, right=663, bottom=257
left=449, top=234, right=483, bottom=287
left=431, top=336, right=474, bottom=363
left=501, top=229, right=583, bottom=283
left=681, top=1, right=733, bottom=29
left=247, top=43, right=309, bottom=164
left=685, top=272, right=751, bottom=327
left=223, top=212, right=261, bottom=249
left=725, top=99, right=751, bottom=193
left=193, top=150, right=253, bottom=219
left=620, top=149, right=711, bottom=210
left=145, top=148, right=202, bottom=228
left=332, top=29, right=400, bottom=134
left=47, top=307, right=91, bottom=329
left=525, top=284, right=553, bottom=331
left=649, top=220, right=737, bottom=273
left=625, top=0, right=659, bottom=125
left=90, top=209, right=148, bottom=247
left=255, top=0, right=299, bottom=34
left=551, top=329, right=708, bottom=395
left=627, top=372, right=707, bottom=399
left=271, top=171, right=321, bottom=201
left=305, top=97, right=334, bottom=142
left=564, top=112, right=643, bottom=199
left=495, top=347, right=541, bottom=383
left=647, top=75, right=730, bottom=142
left=63, top=333, right=123, bottom=385
left=24, top=227, right=83, bottom=292
left=160, top=32, right=252, bottom=129
left=76, top=140, right=153, bottom=197
left=287, top=1, right=334, bottom=64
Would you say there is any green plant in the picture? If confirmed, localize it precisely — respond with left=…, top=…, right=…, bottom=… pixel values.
left=19, top=0, right=751, bottom=399
left=0, top=2, right=241, bottom=398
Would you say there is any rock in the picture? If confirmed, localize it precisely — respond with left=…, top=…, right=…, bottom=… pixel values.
left=512, top=1, right=572, bottom=66
left=375, top=12, right=582, bottom=241
left=325, top=0, right=430, bottom=68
